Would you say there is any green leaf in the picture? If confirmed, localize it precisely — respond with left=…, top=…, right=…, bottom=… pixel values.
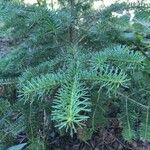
left=81, top=66, right=129, bottom=94
left=52, top=76, right=91, bottom=136
left=7, top=143, right=27, bottom=150
left=28, top=138, right=45, bottom=150
left=18, top=73, right=63, bottom=103
left=104, top=45, right=145, bottom=70
left=122, top=127, right=135, bottom=141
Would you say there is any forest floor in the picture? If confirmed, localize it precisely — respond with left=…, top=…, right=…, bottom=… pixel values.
left=47, top=118, right=150, bottom=150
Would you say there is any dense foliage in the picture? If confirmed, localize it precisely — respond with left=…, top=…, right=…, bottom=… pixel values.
left=0, top=0, right=150, bottom=149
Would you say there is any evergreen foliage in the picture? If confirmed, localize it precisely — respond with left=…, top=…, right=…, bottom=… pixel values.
left=0, top=0, right=150, bottom=149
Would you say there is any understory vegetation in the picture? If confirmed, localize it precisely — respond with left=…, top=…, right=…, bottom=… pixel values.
left=0, top=0, right=150, bottom=149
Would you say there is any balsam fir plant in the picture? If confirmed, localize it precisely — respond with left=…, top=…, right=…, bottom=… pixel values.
left=0, top=0, right=149, bottom=149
